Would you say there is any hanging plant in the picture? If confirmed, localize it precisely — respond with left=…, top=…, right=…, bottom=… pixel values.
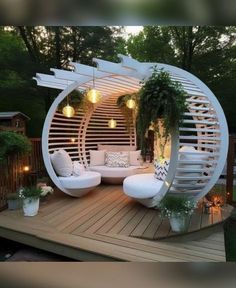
left=116, top=93, right=138, bottom=132
left=136, top=67, right=187, bottom=158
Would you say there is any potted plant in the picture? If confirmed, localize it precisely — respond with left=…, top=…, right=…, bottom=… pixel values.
left=157, top=195, right=196, bottom=233
left=38, top=184, right=54, bottom=202
left=6, top=192, right=22, bottom=210
left=19, top=186, right=42, bottom=216
left=136, top=68, right=187, bottom=180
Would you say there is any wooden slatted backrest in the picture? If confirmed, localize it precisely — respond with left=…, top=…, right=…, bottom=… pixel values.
left=48, top=94, right=136, bottom=167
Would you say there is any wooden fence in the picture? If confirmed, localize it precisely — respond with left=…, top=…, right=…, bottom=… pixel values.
left=0, top=138, right=46, bottom=210
left=226, top=134, right=236, bottom=204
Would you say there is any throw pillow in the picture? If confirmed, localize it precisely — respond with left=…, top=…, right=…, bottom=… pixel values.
left=90, top=150, right=106, bottom=166
left=105, top=151, right=130, bottom=167
left=73, top=161, right=85, bottom=176
left=50, top=149, right=73, bottom=177
left=129, top=150, right=141, bottom=166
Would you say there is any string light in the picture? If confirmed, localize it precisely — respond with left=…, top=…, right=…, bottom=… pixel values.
left=126, top=98, right=136, bottom=109
left=108, top=118, right=117, bottom=128
left=87, top=68, right=101, bottom=104
left=62, top=96, right=75, bottom=118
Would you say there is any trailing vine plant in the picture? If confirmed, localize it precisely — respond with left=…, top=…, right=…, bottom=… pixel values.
left=116, top=93, right=138, bottom=132
left=136, top=67, right=187, bottom=158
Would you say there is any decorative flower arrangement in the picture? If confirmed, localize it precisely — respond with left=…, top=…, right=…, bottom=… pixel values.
left=19, top=186, right=43, bottom=200
left=157, top=195, right=196, bottom=218
left=40, top=186, right=54, bottom=197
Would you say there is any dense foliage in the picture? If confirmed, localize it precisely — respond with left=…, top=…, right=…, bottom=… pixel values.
left=19, top=186, right=42, bottom=199
left=0, top=131, right=31, bottom=162
left=136, top=69, right=187, bottom=156
left=127, top=26, right=236, bottom=132
left=157, top=195, right=196, bottom=218
left=116, top=93, right=138, bottom=132
left=0, top=26, right=125, bottom=137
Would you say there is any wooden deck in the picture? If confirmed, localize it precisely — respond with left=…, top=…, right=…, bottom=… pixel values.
left=0, top=184, right=233, bottom=262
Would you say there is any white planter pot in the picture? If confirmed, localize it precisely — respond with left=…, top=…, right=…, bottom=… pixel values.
left=169, top=214, right=190, bottom=233
left=23, top=197, right=39, bottom=216
left=154, top=159, right=170, bottom=181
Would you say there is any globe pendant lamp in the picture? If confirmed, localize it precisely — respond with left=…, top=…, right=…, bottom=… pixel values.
left=108, top=118, right=117, bottom=128
left=62, top=96, right=75, bottom=118
left=126, top=98, right=136, bottom=109
left=87, top=68, right=101, bottom=104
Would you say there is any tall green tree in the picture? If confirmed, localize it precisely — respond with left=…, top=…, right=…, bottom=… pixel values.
left=127, top=26, right=236, bottom=131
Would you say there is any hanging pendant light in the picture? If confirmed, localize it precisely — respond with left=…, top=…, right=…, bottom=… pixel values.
left=87, top=68, right=101, bottom=104
left=62, top=96, right=75, bottom=118
left=126, top=98, right=136, bottom=109
left=108, top=118, right=117, bottom=128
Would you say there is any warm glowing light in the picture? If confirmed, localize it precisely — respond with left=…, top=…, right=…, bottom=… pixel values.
left=126, top=99, right=136, bottom=109
left=23, top=166, right=30, bottom=172
left=87, top=88, right=101, bottom=104
left=108, top=118, right=117, bottom=128
left=71, top=138, right=76, bottom=143
left=62, top=104, right=75, bottom=118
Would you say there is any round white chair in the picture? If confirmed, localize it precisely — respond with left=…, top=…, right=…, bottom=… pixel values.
left=58, top=171, right=101, bottom=197
left=123, top=173, right=164, bottom=207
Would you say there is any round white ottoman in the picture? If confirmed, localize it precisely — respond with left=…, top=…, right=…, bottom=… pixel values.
left=123, top=173, right=164, bottom=207
left=58, top=171, right=101, bottom=197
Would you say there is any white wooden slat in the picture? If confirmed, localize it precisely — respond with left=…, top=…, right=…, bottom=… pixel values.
left=174, top=175, right=212, bottom=180
left=187, top=106, right=213, bottom=111
left=182, top=119, right=219, bottom=125
left=186, top=99, right=210, bottom=104
left=172, top=183, right=206, bottom=188
left=184, top=112, right=217, bottom=118
left=179, top=127, right=220, bottom=133
left=176, top=168, right=215, bottom=173
left=49, top=127, right=79, bottom=132
left=179, top=142, right=220, bottom=149
left=177, top=160, right=218, bottom=165
left=179, top=136, right=221, bottom=141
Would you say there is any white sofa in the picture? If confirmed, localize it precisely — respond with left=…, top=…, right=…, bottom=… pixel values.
left=89, top=144, right=141, bottom=184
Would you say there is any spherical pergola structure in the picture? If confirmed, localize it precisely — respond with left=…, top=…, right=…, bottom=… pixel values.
left=34, top=55, right=228, bottom=201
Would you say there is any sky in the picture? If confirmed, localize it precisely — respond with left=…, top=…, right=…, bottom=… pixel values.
left=123, top=26, right=143, bottom=39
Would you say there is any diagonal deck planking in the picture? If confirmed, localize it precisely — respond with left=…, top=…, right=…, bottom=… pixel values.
left=0, top=184, right=232, bottom=262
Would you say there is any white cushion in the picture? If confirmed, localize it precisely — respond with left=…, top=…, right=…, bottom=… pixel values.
left=90, top=150, right=106, bottom=166
left=123, top=173, right=163, bottom=199
left=176, top=146, right=209, bottom=185
left=89, top=165, right=138, bottom=178
left=50, top=149, right=73, bottom=177
left=73, top=161, right=85, bottom=176
left=58, top=172, right=101, bottom=189
left=105, top=151, right=130, bottom=167
left=98, top=144, right=136, bottom=152
left=129, top=150, right=141, bottom=166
